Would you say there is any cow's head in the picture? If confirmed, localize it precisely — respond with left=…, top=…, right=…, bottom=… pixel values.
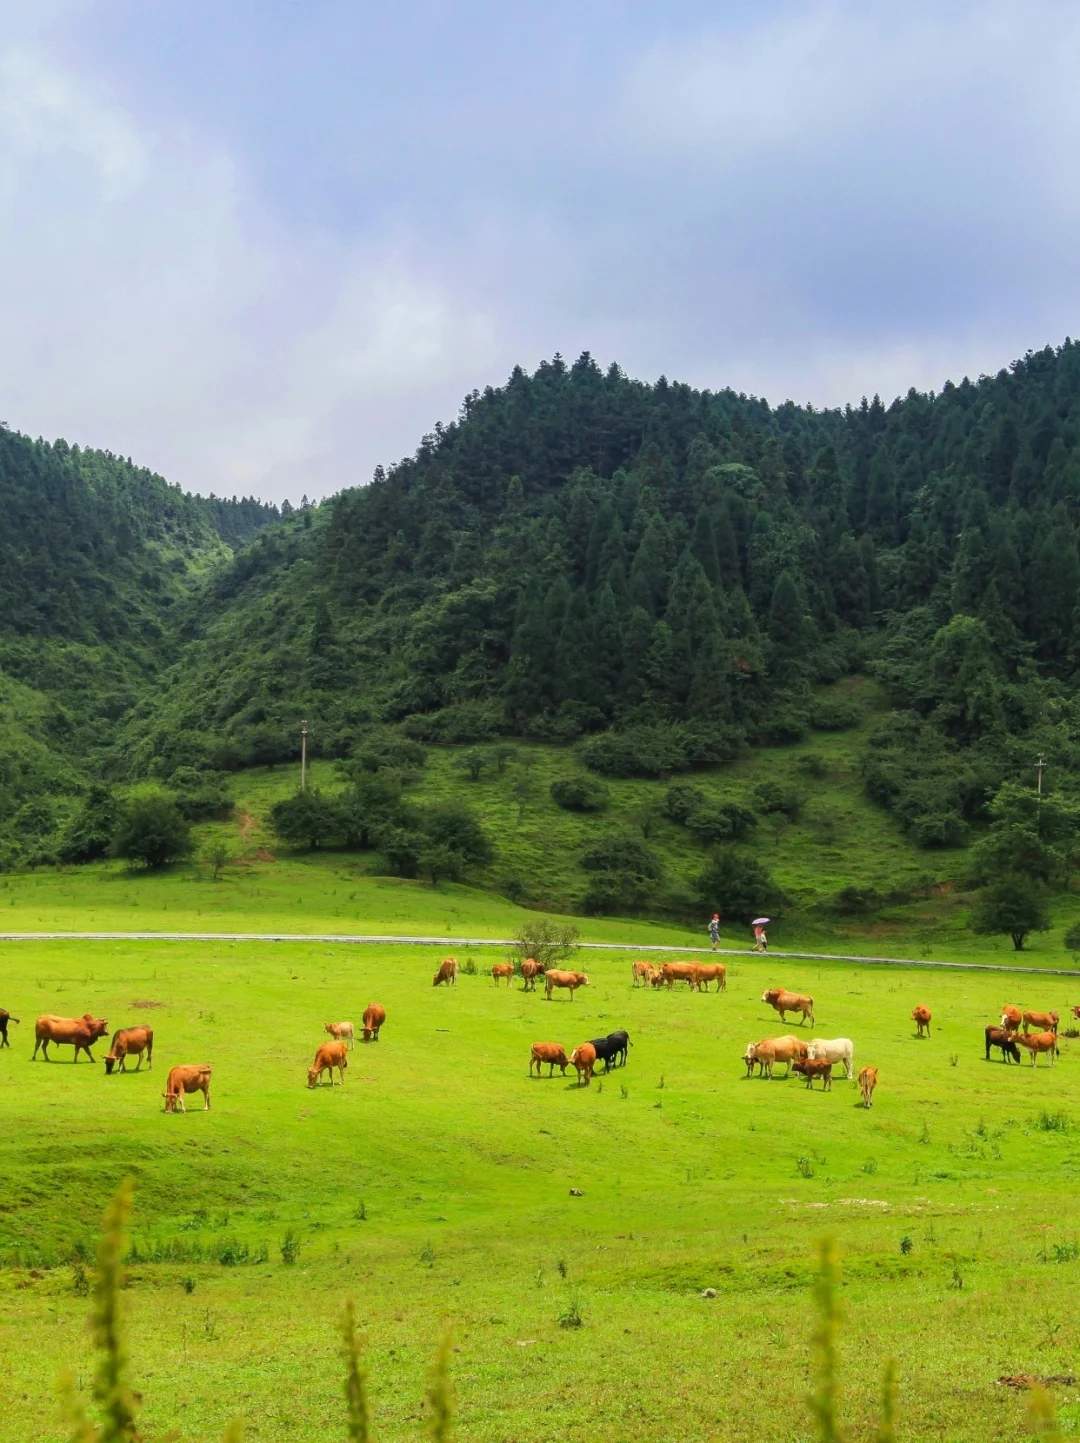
left=89, top=1018, right=108, bottom=1040
left=580, top=974, right=590, bottom=986
left=104, top=1053, right=118, bottom=1075
left=163, top=1090, right=177, bottom=1112
left=307, top=1067, right=321, bottom=1088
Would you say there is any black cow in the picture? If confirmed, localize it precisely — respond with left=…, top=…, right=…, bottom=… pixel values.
left=588, top=1036, right=622, bottom=1073
left=984, top=1025, right=1021, bottom=1064
left=0, top=1010, right=18, bottom=1049
left=606, top=1029, right=631, bottom=1067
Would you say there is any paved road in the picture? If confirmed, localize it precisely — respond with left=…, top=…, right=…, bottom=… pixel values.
left=1, top=931, right=1077, bottom=976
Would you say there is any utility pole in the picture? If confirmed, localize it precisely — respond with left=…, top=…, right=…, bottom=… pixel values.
left=1034, top=752, right=1046, bottom=836
left=300, top=719, right=309, bottom=792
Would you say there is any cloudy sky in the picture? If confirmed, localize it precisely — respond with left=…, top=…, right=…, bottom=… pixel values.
left=3, top=1, right=1080, bottom=502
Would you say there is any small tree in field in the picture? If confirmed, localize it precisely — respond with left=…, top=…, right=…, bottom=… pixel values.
left=453, top=749, right=489, bottom=782
left=111, top=794, right=192, bottom=870
left=970, top=876, right=1051, bottom=951
left=202, top=840, right=232, bottom=880
left=513, top=917, right=580, bottom=970
left=270, top=789, right=338, bottom=850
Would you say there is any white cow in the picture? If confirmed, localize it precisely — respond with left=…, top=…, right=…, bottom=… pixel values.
left=807, top=1037, right=855, bottom=1079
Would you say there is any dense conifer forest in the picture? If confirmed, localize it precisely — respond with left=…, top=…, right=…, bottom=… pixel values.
left=5, top=343, right=1080, bottom=919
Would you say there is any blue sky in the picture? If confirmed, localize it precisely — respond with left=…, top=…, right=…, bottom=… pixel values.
left=3, top=0, right=1080, bottom=501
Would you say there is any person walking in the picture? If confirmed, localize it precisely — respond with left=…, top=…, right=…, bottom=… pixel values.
left=752, top=917, right=769, bottom=952
left=708, top=912, right=721, bottom=950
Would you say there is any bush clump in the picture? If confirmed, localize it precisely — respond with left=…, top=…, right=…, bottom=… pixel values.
left=550, top=777, right=609, bottom=813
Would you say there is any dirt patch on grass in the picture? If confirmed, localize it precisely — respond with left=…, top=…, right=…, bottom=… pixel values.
left=130, top=999, right=164, bottom=1009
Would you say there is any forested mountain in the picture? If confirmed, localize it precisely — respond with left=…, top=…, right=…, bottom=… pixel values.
left=0, top=425, right=277, bottom=862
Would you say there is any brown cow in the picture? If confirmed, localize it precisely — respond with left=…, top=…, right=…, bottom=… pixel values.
left=649, top=968, right=667, bottom=989
left=792, top=1057, right=833, bottom=1091
left=433, top=958, right=458, bottom=987
left=163, top=1064, right=212, bottom=1112
left=491, top=962, right=514, bottom=987
left=912, top=1005, right=932, bottom=1038
left=324, top=1021, right=355, bottom=1050
left=570, top=1042, right=596, bottom=1086
left=858, top=1065, right=878, bottom=1108
left=1023, top=1010, right=1059, bottom=1034
left=520, top=958, right=542, bottom=991
left=1014, top=1030, right=1059, bottom=1067
left=361, top=1003, right=386, bottom=1042
left=104, top=1026, right=154, bottom=1074
left=1001, top=1005, right=1022, bottom=1032
left=545, top=970, right=589, bottom=1001
left=985, top=1025, right=1022, bottom=1063
left=762, top=988, right=815, bottom=1026
left=743, top=1035, right=808, bottom=1079
left=32, top=1014, right=108, bottom=1063
left=1072, top=1005, right=1080, bottom=1021
left=308, top=1041, right=348, bottom=1087
left=693, top=962, right=727, bottom=992
left=0, top=1009, right=19, bottom=1048
left=661, top=962, right=699, bottom=990
left=530, top=1042, right=569, bottom=1077
left=631, top=960, right=658, bottom=988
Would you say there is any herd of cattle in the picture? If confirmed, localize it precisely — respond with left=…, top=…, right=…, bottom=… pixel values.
left=1, top=960, right=1075, bottom=1112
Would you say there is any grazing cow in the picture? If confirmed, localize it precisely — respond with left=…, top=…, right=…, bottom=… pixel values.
left=433, top=958, right=458, bottom=987
left=912, top=1005, right=932, bottom=1038
left=1023, top=1010, right=1059, bottom=1034
left=589, top=1035, right=621, bottom=1072
left=1072, top=1004, right=1080, bottom=1021
left=793, top=1058, right=834, bottom=1091
left=693, top=962, right=727, bottom=992
left=163, top=1064, right=212, bottom=1113
left=606, top=1029, right=631, bottom=1067
left=744, top=1034, right=808, bottom=1079
left=649, top=968, right=667, bottom=989
left=32, top=1014, right=108, bottom=1063
left=631, top=960, right=658, bottom=988
left=570, top=1043, right=596, bottom=1086
left=858, top=1065, right=878, bottom=1107
left=324, top=1021, right=355, bottom=1050
left=1014, top=1030, right=1059, bottom=1067
left=544, top=970, right=589, bottom=1001
left=807, top=1038, right=855, bottom=1079
left=984, top=1025, right=1022, bottom=1064
left=308, top=1040, right=348, bottom=1087
left=491, top=962, right=514, bottom=987
left=104, top=1026, right=154, bottom=1074
left=530, top=1042, right=569, bottom=1077
left=762, top=988, right=815, bottom=1026
left=661, top=962, right=699, bottom=990
left=0, top=1010, right=18, bottom=1048
left=361, top=1004, right=386, bottom=1042
left=520, top=958, right=542, bottom=991
left=1001, top=1005, right=1022, bottom=1032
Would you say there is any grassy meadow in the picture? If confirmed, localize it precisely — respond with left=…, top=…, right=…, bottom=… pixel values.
left=1, top=930, right=1079, bottom=1441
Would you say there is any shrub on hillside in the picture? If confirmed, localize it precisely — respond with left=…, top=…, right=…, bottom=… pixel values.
left=353, top=732, right=427, bottom=775
left=795, top=753, right=829, bottom=779
left=337, top=773, right=409, bottom=848
left=57, top=785, right=119, bottom=863
left=401, top=700, right=506, bottom=743
left=111, top=792, right=192, bottom=870
left=550, top=777, right=609, bottom=813
left=749, top=708, right=808, bottom=746
left=270, top=789, right=340, bottom=850
left=809, top=698, right=861, bottom=731
left=695, top=846, right=784, bottom=923
left=664, top=783, right=707, bottom=823
left=169, top=766, right=233, bottom=822
left=580, top=725, right=688, bottom=778
left=680, top=721, right=744, bottom=767
left=580, top=834, right=663, bottom=914
left=685, top=800, right=758, bottom=845
left=752, top=781, right=804, bottom=820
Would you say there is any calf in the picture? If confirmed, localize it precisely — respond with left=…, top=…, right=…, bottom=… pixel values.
left=912, top=1005, right=932, bottom=1038
left=0, top=1010, right=19, bottom=1048
left=762, top=988, right=815, bottom=1026
left=433, top=958, right=458, bottom=987
left=793, top=1058, right=833, bottom=1091
left=520, top=958, right=542, bottom=991
left=1014, top=1030, right=1059, bottom=1067
left=361, top=1003, right=386, bottom=1042
left=530, top=1042, right=569, bottom=1077
left=1023, top=1010, right=1059, bottom=1034
left=324, top=1020, right=355, bottom=1050
left=163, top=1064, right=211, bottom=1113
left=807, top=1037, right=854, bottom=1079
left=308, top=1041, right=348, bottom=1087
left=544, top=970, right=589, bottom=1001
left=858, top=1065, right=878, bottom=1108
left=104, top=1026, right=154, bottom=1074
left=570, top=1043, right=596, bottom=1086
left=491, top=962, right=514, bottom=987
left=631, top=960, right=658, bottom=988
left=984, top=1025, right=1022, bottom=1064
left=693, top=963, right=727, bottom=992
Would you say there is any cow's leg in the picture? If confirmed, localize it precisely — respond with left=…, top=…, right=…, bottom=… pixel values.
left=204, top=1086, right=210, bottom=1110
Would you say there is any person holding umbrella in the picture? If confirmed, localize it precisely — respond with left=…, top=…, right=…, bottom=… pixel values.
left=752, top=917, right=769, bottom=952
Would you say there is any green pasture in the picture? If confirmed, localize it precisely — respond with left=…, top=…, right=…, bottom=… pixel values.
left=1, top=935, right=1078, bottom=1441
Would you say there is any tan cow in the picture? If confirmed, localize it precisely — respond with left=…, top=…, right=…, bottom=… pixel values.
left=743, top=1034, right=808, bottom=1079
left=762, top=988, right=815, bottom=1026
left=1001, top=1005, right=1023, bottom=1032
left=433, top=958, right=458, bottom=987
left=912, top=1005, right=932, bottom=1038
left=858, top=1065, right=878, bottom=1108
left=1023, top=1010, right=1059, bottom=1034
left=361, top=1003, right=386, bottom=1042
left=32, top=1014, right=108, bottom=1063
left=104, top=1026, right=154, bottom=1074
left=570, top=1042, right=596, bottom=1086
left=324, top=1020, right=355, bottom=1050
left=520, top=958, right=542, bottom=991
left=491, top=962, right=514, bottom=987
left=308, top=1040, right=348, bottom=1087
left=529, top=1042, right=569, bottom=1077
left=693, top=962, right=727, bottom=992
left=661, top=962, right=699, bottom=990
left=631, top=960, right=658, bottom=988
left=163, top=1064, right=212, bottom=1112
left=1014, top=1030, right=1059, bottom=1067
left=545, top=970, right=589, bottom=1001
